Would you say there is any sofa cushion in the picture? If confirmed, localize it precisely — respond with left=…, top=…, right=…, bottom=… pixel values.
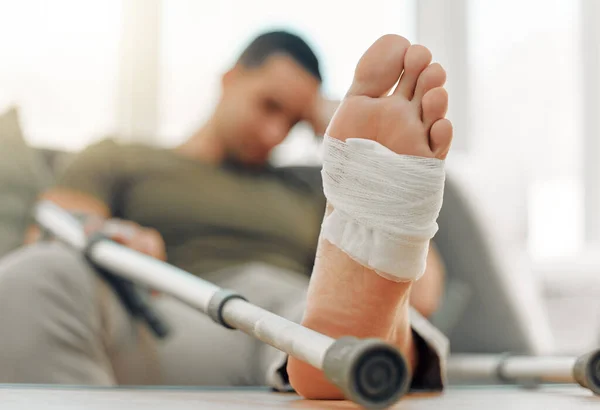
left=0, top=107, right=53, bottom=257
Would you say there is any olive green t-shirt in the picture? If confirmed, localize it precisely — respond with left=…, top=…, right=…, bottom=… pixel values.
left=56, top=139, right=326, bottom=277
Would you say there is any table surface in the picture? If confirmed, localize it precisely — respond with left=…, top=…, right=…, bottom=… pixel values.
left=1, top=384, right=598, bottom=409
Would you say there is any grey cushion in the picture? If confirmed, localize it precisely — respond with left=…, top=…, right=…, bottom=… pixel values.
left=432, top=174, right=553, bottom=354
left=0, top=107, right=53, bottom=257
left=0, top=121, right=553, bottom=354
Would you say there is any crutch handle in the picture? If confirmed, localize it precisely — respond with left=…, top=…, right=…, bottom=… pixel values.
left=84, top=232, right=171, bottom=339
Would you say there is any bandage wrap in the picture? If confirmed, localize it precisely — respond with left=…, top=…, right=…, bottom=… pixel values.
left=321, top=135, right=446, bottom=282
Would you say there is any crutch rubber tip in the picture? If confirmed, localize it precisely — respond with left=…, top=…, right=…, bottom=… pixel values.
left=322, top=336, right=411, bottom=409
left=574, top=349, right=600, bottom=395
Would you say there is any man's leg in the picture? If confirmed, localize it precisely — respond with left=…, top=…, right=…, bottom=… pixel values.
left=287, top=35, right=453, bottom=398
left=154, top=263, right=309, bottom=387
left=0, top=244, right=310, bottom=387
left=0, top=242, right=159, bottom=385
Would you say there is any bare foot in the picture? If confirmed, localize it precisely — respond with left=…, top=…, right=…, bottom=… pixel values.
left=287, top=34, right=453, bottom=399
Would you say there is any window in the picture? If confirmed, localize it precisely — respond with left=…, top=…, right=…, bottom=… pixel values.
left=3, top=0, right=587, bottom=261
left=466, top=0, right=582, bottom=261
left=0, top=0, right=122, bottom=150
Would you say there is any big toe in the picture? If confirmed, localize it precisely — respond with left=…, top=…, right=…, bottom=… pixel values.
left=347, top=34, right=411, bottom=98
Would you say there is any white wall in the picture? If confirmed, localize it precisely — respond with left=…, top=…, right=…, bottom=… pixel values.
left=0, top=0, right=122, bottom=150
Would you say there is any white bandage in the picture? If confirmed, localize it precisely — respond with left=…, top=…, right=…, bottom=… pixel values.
left=321, top=135, right=446, bottom=282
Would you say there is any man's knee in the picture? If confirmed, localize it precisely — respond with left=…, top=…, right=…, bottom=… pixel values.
left=0, top=242, right=97, bottom=309
left=0, top=242, right=119, bottom=384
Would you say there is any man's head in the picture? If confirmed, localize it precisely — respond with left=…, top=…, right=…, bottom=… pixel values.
left=213, top=30, right=323, bottom=166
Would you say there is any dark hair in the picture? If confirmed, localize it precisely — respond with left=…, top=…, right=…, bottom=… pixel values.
left=237, top=30, right=322, bottom=83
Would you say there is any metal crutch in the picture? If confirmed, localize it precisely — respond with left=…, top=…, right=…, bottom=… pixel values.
left=34, top=200, right=411, bottom=410
left=447, top=350, right=600, bottom=395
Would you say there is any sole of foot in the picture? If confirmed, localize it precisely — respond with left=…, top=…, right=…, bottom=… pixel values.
left=287, top=34, right=454, bottom=400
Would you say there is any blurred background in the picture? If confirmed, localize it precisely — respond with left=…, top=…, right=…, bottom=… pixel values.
left=0, top=0, right=598, bottom=356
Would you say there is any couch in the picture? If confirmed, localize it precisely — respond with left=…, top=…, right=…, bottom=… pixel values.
left=0, top=107, right=66, bottom=256
left=0, top=106, right=556, bottom=356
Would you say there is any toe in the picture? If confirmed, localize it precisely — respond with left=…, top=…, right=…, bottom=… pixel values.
left=393, top=45, right=432, bottom=99
left=346, top=34, right=411, bottom=98
left=412, top=63, right=446, bottom=105
left=422, top=86, right=448, bottom=131
left=429, top=118, right=453, bottom=159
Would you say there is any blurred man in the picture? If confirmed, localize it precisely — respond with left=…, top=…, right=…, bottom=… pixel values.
left=0, top=31, right=451, bottom=397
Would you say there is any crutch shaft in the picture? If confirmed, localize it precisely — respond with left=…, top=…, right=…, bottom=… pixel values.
left=35, top=201, right=411, bottom=409
left=447, top=350, right=600, bottom=395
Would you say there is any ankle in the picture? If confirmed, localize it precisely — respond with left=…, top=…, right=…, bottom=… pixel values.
left=302, top=268, right=413, bottom=339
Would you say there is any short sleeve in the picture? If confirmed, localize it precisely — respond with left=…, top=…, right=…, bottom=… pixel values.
left=55, top=138, right=126, bottom=213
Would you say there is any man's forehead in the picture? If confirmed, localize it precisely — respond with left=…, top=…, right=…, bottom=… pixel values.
left=257, top=54, right=320, bottom=86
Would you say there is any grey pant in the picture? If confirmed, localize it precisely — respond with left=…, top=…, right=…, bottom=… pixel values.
left=0, top=242, right=307, bottom=386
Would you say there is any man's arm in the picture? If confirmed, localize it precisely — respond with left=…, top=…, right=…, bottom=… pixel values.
left=24, top=139, right=119, bottom=244
left=25, top=188, right=111, bottom=244
left=24, top=139, right=166, bottom=260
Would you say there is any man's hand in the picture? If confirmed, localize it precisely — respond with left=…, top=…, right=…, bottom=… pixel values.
left=85, top=218, right=167, bottom=261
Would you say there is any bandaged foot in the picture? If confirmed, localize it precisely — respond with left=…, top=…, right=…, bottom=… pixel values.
left=287, top=35, right=453, bottom=399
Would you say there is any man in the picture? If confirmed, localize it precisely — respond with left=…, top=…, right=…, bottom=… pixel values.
left=0, top=31, right=452, bottom=398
